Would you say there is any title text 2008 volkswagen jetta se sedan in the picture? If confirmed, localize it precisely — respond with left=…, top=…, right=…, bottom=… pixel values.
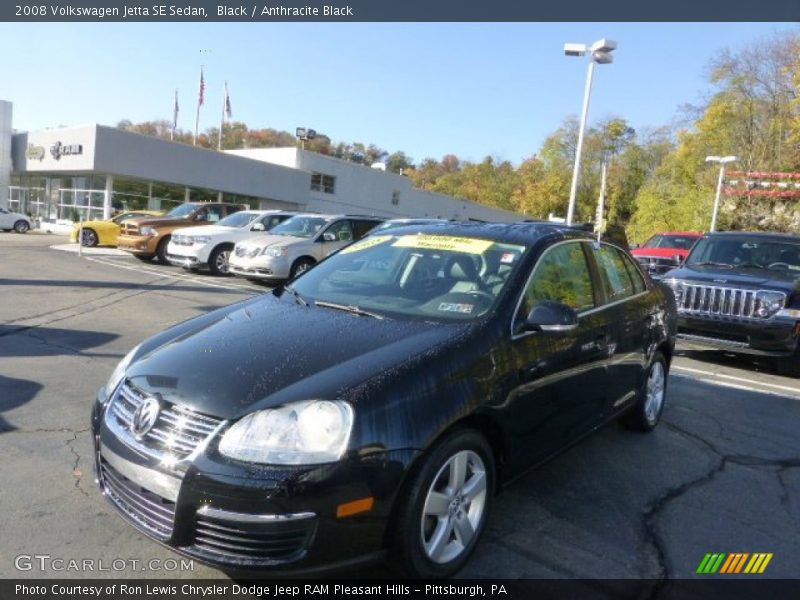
left=91, top=222, right=677, bottom=578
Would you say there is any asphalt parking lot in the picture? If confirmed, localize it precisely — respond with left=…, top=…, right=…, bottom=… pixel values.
left=1, top=233, right=799, bottom=581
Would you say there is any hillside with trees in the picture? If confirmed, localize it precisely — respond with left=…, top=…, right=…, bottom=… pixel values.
left=118, top=31, right=800, bottom=242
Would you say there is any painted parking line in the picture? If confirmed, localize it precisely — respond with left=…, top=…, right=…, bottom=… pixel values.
left=672, top=365, right=800, bottom=399
left=84, top=256, right=263, bottom=293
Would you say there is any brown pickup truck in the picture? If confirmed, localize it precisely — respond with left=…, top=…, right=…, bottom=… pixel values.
left=117, top=202, right=247, bottom=264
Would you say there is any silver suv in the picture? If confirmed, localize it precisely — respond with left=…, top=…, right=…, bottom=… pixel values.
left=228, top=214, right=385, bottom=281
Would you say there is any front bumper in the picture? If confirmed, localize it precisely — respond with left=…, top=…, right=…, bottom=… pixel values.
left=91, top=395, right=414, bottom=572
left=677, top=312, right=800, bottom=357
left=118, top=234, right=157, bottom=255
left=166, top=242, right=212, bottom=270
left=228, top=256, right=290, bottom=280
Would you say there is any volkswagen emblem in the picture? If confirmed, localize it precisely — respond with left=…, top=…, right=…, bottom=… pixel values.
left=130, top=396, right=161, bottom=440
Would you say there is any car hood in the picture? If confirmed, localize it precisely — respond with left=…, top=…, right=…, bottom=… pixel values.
left=631, top=247, right=691, bottom=258
left=126, top=294, right=467, bottom=420
left=664, top=264, right=800, bottom=293
left=173, top=224, right=235, bottom=237
left=235, top=233, right=308, bottom=249
left=127, top=216, right=194, bottom=229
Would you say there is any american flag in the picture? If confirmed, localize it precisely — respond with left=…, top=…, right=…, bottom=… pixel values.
left=172, top=89, right=179, bottom=129
left=224, top=81, right=232, bottom=118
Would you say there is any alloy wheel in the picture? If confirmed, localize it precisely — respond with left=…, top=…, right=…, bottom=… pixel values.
left=420, top=449, right=487, bottom=564
left=215, top=250, right=230, bottom=274
left=644, top=361, right=665, bottom=424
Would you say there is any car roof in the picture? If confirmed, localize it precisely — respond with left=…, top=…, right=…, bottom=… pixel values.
left=379, top=221, right=595, bottom=246
left=656, top=231, right=704, bottom=236
left=707, top=231, right=800, bottom=241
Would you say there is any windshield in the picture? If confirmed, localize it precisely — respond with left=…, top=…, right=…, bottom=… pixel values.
left=167, top=204, right=197, bottom=219
left=111, top=212, right=144, bottom=224
left=270, top=215, right=329, bottom=238
left=643, top=234, right=698, bottom=250
left=218, top=211, right=259, bottom=228
left=288, top=233, right=527, bottom=321
left=687, top=237, right=800, bottom=272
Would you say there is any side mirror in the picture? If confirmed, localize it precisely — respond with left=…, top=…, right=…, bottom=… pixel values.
left=251, top=222, right=266, bottom=231
left=322, top=232, right=337, bottom=242
left=194, top=213, right=206, bottom=221
left=673, top=254, right=684, bottom=265
left=522, top=300, right=579, bottom=333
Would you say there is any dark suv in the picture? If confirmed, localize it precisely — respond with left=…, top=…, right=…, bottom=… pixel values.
left=92, top=222, right=675, bottom=577
left=662, top=231, right=800, bottom=376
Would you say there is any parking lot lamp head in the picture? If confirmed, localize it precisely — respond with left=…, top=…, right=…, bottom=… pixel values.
left=564, top=39, right=617, bottom=226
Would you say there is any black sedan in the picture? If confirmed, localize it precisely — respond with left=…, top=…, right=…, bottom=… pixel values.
left=91, top=222, right=676, bottom=577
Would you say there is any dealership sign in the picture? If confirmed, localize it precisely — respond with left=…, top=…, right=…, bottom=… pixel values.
left=25, top=144, right=45, bottom=161
left=49, top=141, right=83, bottom=160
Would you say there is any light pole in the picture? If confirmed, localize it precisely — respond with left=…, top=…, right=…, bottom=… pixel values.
left=564, top=38, right=617, bottom=226
left=705, top=155, right=737, bottom=232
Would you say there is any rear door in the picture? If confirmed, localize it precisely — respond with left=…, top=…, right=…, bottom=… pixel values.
left=588, top=243, right=649, bottom=414
left=0, top=208, right=12, bottom=228
left=507, top=240, right=612, bottom=468
left=317, top=219, right=355, bottom=257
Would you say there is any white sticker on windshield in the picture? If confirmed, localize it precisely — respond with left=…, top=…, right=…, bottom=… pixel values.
left=500, top=252, right=516, bottom=264
left=438, top=302, right=474, bottom=314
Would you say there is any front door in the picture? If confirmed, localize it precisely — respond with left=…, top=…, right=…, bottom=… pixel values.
left=506, top=241, right=612, bottom=469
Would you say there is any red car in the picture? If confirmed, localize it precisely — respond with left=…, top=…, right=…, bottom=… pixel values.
left=631, top=231, right=703, bottom=278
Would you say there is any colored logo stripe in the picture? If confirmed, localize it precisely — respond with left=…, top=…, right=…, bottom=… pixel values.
left=697, top=553, right=773, bottom=574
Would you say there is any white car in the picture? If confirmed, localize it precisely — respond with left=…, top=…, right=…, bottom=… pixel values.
left=0, top=207, right=33, bottom=233
left=228, top=214, right=384, bottom=282
left=166, top=210, right=296, bottom=275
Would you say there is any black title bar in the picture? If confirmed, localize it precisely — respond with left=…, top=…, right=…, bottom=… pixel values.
left=3, top=0, right=800, bottom=22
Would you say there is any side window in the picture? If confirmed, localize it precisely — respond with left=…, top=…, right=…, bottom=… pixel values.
left=621, top=252, right=647, bottom=294
left=204, top=206, right=223, bottom=222
left=519, top=242, right=596, bottom=318
left=324, top=220, right=354, bottom=242
left=595, top=245, right=636, bottom=302
left=353, top=220, right=380, bottom=239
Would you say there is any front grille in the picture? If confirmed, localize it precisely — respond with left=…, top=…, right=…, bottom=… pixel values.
left=636, top=256, right=677, bottom=275
left=674, top=284, right=783, bottom=320
left=109, top=381, right=224, bottom=460
left=192, top=512, right=315, bottom=563
left=100, top=458, right=176, bottom=539
left=122, top=223, right=139, bottom=235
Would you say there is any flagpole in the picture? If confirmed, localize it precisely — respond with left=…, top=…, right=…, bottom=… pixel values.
left=171, top=89, right=178, bottom=141
left=218, top=82, right=226, bottom=151
left=194, top=65, right=204, bottom=146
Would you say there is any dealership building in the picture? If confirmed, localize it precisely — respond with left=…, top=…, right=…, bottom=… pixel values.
left=0, top=100, right=522, bottom=225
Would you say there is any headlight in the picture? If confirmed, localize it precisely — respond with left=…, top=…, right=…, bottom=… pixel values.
left=755, top=291, right=785, bottom=318
left=262, top=246, right=288, bottom=257
left=101, top=344, right=141, bottom=403
left=218, top=400, right=353, bottom=465
left=192, top=236, right=211, bottom=244
left=662, top=278, right=686, bottom=303
left=140, top=226, right=158, bottom=236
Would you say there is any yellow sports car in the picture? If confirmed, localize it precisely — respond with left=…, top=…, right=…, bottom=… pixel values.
left=70, top=210, right=164, bottom=247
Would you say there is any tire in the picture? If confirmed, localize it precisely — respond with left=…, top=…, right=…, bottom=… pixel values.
left=155, top=236, right=171, bottom=265
left=622, top=351, right=668, bottom=432
left=776, top=355, right=800, bottom=378
left=391, top=428, right=494, bottom=578
left=289, top=257, right=315, bottom=279
left=134, top=254, right=154, bottom=262
left=208, top=244, right=234, bottom=276
left=13, top=220, right=30, bottom=234
left=80, top=228, right=98, bottom=247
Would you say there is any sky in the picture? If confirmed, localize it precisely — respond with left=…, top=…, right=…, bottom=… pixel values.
left=1, top=22, right=797, bottom=165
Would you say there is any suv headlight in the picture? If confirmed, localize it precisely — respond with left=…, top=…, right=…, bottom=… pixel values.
left=261, top=246, right=288, bottom=257
left=755, top=291, right=785, bottom=318
left=663, top=278, right=686, bottom=303
left=100, top=344, right=141, bottom=403
left=192, top=236, right=211, bottom=244
left=140, top=226, right=158, bottom=236
left=218, top=400, right=353, bottom=465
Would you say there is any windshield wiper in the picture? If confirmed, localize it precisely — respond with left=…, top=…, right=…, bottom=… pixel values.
left=691, top=261, right=733, bottom=268
left=733, top=262, right=768, bottom=270
left=283, top=285, right=310, bottom=307
left=315, top=301, right=385, bottom=320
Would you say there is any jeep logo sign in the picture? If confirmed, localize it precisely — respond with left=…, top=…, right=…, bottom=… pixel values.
left=49, top=141, right=83, bottom=160
left=25, top=144, right=45, bottom=161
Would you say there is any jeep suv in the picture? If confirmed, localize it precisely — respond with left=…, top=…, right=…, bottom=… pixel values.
left=662, top=231, right=800, bottom=376
left=228, top=214, right=384, bottom=281
left=117, top=202, right=247, bottom=264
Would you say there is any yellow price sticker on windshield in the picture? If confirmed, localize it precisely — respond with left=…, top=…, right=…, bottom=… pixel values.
left=392, top=234, right=493, bottom=255
left=339, top=235, right=393, bottom=254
